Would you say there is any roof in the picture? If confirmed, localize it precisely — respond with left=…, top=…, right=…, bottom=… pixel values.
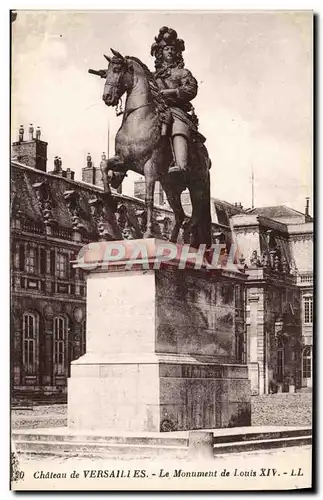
left=249, top=205, right=312, bottom=223
left=10, top=161, right=159, bottom=239
left=211, top=198, right=244, bottom=227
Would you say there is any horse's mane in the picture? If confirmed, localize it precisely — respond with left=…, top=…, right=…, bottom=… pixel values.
left=127, top=56, right=169, bottom=118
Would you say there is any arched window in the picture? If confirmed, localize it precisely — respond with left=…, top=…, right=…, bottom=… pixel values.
left=302, top=346, right=312, bottom=380
left=22, top=312, right=39, bottom=374
left=81, top=320, right=86, bottom=355
left=53, top=316, right=67, bottom=375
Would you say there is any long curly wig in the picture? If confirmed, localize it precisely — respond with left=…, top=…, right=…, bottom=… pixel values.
left=151, top=26, right=185, bottom=71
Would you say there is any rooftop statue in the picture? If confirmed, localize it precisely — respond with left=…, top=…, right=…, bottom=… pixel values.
left=89, top=27, right=212, bottom=247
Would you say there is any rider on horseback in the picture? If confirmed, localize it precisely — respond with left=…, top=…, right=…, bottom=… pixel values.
left=151, top=26, right=202, bottom=177
left=92, top=35, right=212, bottom=245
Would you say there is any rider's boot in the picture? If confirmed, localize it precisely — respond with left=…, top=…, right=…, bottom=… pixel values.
left=168, top=135, right=188, bottom=175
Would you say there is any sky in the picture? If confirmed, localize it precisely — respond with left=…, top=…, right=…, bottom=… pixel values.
left=11, top=10, right=313, bottom=213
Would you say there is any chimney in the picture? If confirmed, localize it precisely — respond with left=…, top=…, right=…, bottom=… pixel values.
left=305, top=197, right=310, bottom=217
left=87, top=153, right=92, bottom=168
left=18, top=125, right=24, bottom=142
left=11, top=124, right=48, bottom=172
left=65, top=168, right=75, bottom=181
left=28, top=123, right=34, bottom=140
left=35, top=126, right=41, bottom=140
left=49, top=156, right=63, bottom=176
left=53, top=156, right=60, bottom=172
left=57, top=157, right=64, bottom=176
left=82, top=152, right=96, bottom=185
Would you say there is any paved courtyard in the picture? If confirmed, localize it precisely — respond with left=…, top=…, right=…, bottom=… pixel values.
left=251, top=393, right=312, bottom=427
left=12, top=392, right=313, bottom=429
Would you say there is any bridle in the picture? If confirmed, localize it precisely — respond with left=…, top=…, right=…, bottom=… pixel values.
left=104, top=59, right=129, bottom=116
left=104, top=58, right=152, bottom=119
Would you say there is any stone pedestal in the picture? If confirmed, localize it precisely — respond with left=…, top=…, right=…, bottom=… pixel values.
left=68, top=239, right=251, bottom=432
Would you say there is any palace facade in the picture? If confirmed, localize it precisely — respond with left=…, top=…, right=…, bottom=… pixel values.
left=10, top=127, right=313, bottom=402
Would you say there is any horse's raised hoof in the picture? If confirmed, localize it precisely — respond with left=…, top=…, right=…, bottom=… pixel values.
left=109, top=171, right=127, bottom=189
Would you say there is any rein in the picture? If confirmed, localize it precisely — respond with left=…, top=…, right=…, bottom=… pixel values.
left=118, top=102, right=151, bottom=120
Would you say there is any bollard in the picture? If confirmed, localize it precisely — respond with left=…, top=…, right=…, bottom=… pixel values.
left=188, top=431, right=214, bottom=461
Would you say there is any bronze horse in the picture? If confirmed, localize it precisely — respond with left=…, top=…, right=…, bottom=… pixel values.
left=98, top=49, right=212, bottom=248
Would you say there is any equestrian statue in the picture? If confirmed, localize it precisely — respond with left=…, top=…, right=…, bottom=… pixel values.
left=89, top=26, right=212, bottom=248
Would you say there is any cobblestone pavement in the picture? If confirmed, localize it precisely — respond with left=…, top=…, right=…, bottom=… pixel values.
left=12, top=392, right=313, bottom=429
left=12, top=404, right=66, bottom=417
left=251, top=393, right=312, bottom=427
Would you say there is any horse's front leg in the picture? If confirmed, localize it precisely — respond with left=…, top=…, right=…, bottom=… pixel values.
left=143, top=158, right=157, bottom=239
left=101, top=155, right=125, bottom=193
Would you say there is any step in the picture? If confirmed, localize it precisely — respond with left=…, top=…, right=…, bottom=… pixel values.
left=213, top=427, right=312, bottom=444
left=15, top=439, right=188, bottom=460
left=12, top=431, right=188, bottom=447
left=12, top=425, right=312, bottom=461
left=15, top=435, right=311, bottom=460
left=213, top=435, right=312, bottom=455
left=12, top=426, right=311, bottom=447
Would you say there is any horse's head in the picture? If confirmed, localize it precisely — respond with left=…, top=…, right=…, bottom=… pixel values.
left=102, top=49, right=131, bottom=107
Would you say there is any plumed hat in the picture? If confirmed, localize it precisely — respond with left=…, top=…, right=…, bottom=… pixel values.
left=150, top=26, right=185, bottom=57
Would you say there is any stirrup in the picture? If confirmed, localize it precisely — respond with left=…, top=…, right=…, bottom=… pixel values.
left=168, top=163, right=186, bottom=175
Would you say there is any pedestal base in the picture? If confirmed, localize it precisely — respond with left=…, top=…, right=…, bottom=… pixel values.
left=68, top=239, right=251, bottom=432
left=68, top=354, right=250, bottom=432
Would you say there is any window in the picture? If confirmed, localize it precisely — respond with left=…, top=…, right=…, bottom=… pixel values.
left=276, top=338, right=284, bottom=382
left=81, top=321, right=86, bottom=355
left=304, top=296, right=313, bottom=324
left=19, top=244, right=25, bottom=271
left=54, top=316, right=67, bottom=375
left=56, top=253, right=68, bottom=279
left=235, top=285, right=244, bottom=318
left=50, top=250, right=55, bottom=275
left=23, top=312, right=38, bottom=374
left=25, top=247, right=36, bottom=274
left=302, top=346, right=312, bottom=379
left=40, top=248, right=47, bottom=275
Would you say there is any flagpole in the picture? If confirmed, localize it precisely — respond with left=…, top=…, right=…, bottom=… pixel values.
left=251, top=163, right=255, bottom=209
left=107, top=118, right=110, bottom=161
